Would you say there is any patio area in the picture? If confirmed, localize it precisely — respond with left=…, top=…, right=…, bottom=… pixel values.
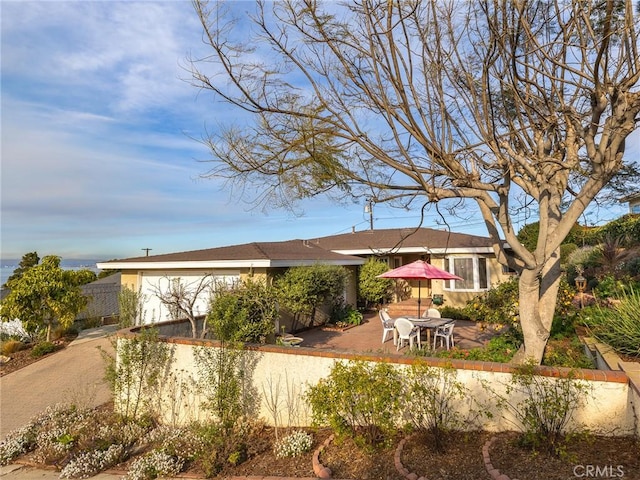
left=294, top=311, right=493, bottom=356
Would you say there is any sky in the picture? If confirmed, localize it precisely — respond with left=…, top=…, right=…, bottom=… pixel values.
left=1, top=1, right=633, bottom=262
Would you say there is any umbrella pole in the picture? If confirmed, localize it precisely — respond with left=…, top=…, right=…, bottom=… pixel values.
left=417, top=280, right=421, bottom=317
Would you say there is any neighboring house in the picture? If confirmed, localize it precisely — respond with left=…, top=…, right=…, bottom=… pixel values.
left=97, top=228, right=513, bottom=325
left=97, top=240, right=365, bottom=325
left=620, top=192, right=640, bottom=214
left=76, top=273, right=121, bottom=322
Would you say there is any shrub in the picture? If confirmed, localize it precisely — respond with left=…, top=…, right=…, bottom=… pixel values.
left=274, top=430, right=313, bottom=458
left=275, top=264, right=349, bottom=330
left=582, top=288, right=640, bottom=358
left=463, top=277, right=577, bottom=336
left=193, top=344, right=259, bottom=429
left=623, top=255, right=640, bottom=278
left=402, top=363, right=470, bottom=453
left=437, top=306, right=471, bottom=320
left=194, top=421, right=254, bottom=476
left=330, top=301, right=363, bottom=326
left=30, top=341, right=58, bottom=358
left=101, top=327, right=175, bottom=421
left=207, top=279, right=278, bottom=343
left=358, top=258, right=394, bottom=308
left=306, top=360, right=403, bottom=448
left=488, top=361, right=591, bottom=458
left=593, top=274, right=639, bottom=299
left=1, top=339, right=25, bottom=355
left=433, top=335, right=520, bottom=363
left=462, top=278, right=519, bottom=326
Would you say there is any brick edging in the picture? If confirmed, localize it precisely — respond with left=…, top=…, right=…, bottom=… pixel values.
left=394, top=435, right=424, bottom=480
left=482, top=436, right=513, bottom=480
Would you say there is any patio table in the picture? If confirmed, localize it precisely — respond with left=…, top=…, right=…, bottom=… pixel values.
left=404, top=317, right=453, bottom=348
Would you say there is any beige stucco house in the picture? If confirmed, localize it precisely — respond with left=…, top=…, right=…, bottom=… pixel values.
left=97, top=227, right=513, bottom=324
left=310, top=228, right=514, bottom=309
left=97, top=240, right=365, bottom=325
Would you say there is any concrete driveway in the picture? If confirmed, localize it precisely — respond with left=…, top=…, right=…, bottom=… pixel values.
left=0, top=325, right=117, bottom=440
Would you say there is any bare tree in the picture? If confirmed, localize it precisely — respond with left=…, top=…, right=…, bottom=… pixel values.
left=189, top=0, right=640, bottom=363
left=151, top=275, right=212, bottom=338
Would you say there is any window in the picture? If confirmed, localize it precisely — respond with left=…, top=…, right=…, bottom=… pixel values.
left=445, top=256, right=490, bottom=292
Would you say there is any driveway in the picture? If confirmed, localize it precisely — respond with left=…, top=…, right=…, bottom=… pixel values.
left=0, top=325, right=117, bottom=440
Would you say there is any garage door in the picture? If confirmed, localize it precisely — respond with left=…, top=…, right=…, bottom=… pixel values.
left=140, top=271, right=240, bottom=324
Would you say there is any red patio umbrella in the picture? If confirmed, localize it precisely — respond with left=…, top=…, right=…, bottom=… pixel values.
left=377, top=260, right=463, bottom=316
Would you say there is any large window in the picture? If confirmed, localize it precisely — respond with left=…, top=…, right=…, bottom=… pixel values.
left=444, top=256, right=489, bottom=292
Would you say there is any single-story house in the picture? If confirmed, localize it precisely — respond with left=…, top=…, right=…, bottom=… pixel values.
left=98, top=227, right=513, bottom=325
left=97, top=240, right=365, bottom=326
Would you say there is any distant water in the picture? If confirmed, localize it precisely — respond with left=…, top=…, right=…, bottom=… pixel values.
left=1, top=259, right=104, bottom=287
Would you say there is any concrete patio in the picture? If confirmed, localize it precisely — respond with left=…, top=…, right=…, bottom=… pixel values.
left=294, top=311, right=492, bottom=356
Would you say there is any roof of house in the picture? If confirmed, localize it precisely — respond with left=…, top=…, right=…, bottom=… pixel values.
left=308, top=227, right=496, bottom=255
left=96, top=227, right=501, bottom=271
left=620, top=192, right=640, bottom=203
left=96, top=240, right=366, bottom=270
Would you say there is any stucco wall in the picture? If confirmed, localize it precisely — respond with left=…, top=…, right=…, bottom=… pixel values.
left=115, top=329, right=635, bottom=435
left=431, top=255, right=513, bottom=308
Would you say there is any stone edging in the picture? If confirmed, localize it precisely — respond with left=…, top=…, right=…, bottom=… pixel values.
left=312, top=434, right=334, bottom=479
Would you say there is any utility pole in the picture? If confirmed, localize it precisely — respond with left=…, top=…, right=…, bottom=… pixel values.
left=142, top=248, right=152, bottom=257
left=365, top=197, right=374, bottom=230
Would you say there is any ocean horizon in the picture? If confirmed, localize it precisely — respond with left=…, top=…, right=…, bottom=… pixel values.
left=1, top=259, right=105, bottom=287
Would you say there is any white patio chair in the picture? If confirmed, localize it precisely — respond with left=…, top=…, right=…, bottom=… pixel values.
left=395, top=317, right=421, bottom=351
left=379, top=309, right=396, bottom=344
left=433, top=321, right=455, bottom=350
left=422, top=307, right=441, bottom=318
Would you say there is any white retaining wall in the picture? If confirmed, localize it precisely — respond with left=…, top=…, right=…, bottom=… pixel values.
left=114, top=333, right=636, bottom=436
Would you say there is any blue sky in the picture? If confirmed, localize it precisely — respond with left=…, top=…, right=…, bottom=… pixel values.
left=1, top=1, right=632, bottom=262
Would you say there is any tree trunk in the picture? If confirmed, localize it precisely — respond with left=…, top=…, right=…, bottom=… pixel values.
left=514, top=267, right=557, bottom=364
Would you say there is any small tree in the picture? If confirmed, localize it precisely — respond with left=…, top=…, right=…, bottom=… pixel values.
left=275, top=264, right=349, bottom=331
left=358, top=258, right=393, bottom=309
left=4, top=252, right=40, bottom=288
left=0, top=256, right=87, bottom=341
left=150, top=275, right=212, bottom=338
left=102, top=326, right=175, bottom=421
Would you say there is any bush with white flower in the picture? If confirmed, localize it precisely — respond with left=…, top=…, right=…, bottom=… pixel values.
left=274, top=430, right=313, bottom=458
left=124, top=450, right=184, bottom=480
